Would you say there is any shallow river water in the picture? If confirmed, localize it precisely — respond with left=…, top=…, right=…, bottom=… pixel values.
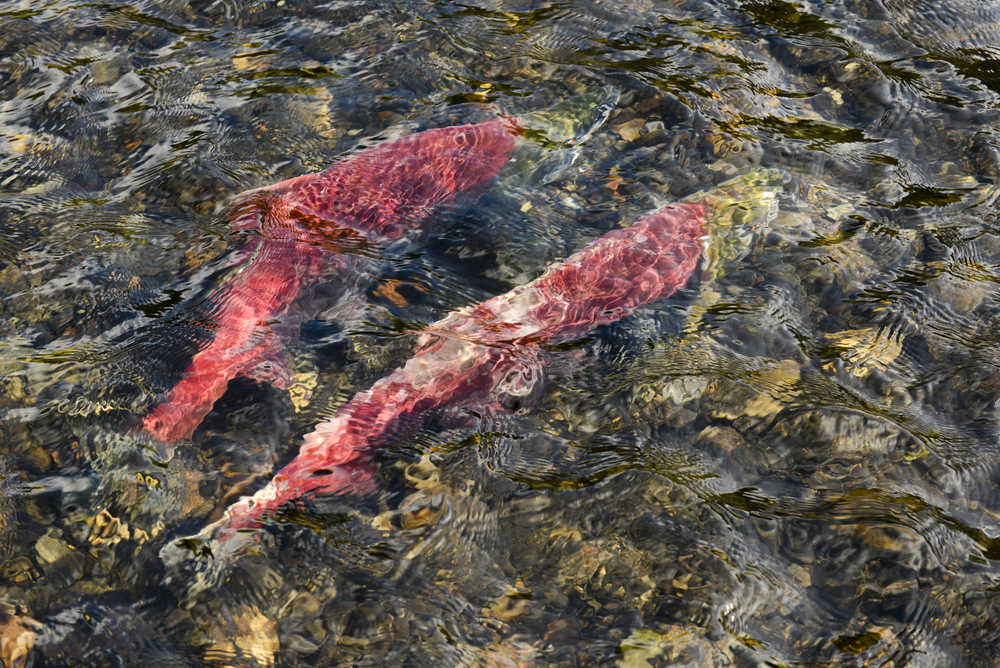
left=3, top=0, right=1000, bottom=665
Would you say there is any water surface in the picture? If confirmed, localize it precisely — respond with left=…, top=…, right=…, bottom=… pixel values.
left=2, top=0, right=1000, bottom=665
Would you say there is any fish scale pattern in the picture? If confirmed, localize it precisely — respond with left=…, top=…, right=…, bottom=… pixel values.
left=433, top=203, right=708, bottom=345
left=231, top=118, right=521, bottom=240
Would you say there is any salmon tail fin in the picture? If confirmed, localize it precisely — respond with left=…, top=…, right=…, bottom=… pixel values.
left=159, top=459, right=376, bottom=567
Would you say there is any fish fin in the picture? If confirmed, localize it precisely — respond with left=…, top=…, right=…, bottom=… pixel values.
left=239, top=346, right=294, bottom=390
left=492, top=353, right=547, bottom=410
left=436, top=401, right=514, bottom=432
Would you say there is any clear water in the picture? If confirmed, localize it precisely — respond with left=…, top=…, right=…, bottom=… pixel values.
left=2, top=0, right=1000, bottom=665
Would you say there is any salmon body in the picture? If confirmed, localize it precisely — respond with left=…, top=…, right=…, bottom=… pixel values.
left=215, top=201, right=709, bottom=535
left=142, top=119, right=520, bottom=443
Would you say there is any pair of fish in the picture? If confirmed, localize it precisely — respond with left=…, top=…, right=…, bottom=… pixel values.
left=145, top=116, right=781, bottom=550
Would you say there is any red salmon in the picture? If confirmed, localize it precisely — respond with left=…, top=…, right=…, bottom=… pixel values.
left=214, top=201, right=709, bottom=536
left=142, top=119, right=521, bottom=443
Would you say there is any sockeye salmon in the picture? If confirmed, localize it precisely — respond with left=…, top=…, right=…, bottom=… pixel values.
left=142, top=119, right=521, bottom=444
left=193, top=169, right=782, bottom=544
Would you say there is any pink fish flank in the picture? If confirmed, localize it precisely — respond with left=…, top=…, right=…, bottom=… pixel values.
left=142, top=118, right=520, bottom=444
left=215, top=201, right=707, bottom=536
